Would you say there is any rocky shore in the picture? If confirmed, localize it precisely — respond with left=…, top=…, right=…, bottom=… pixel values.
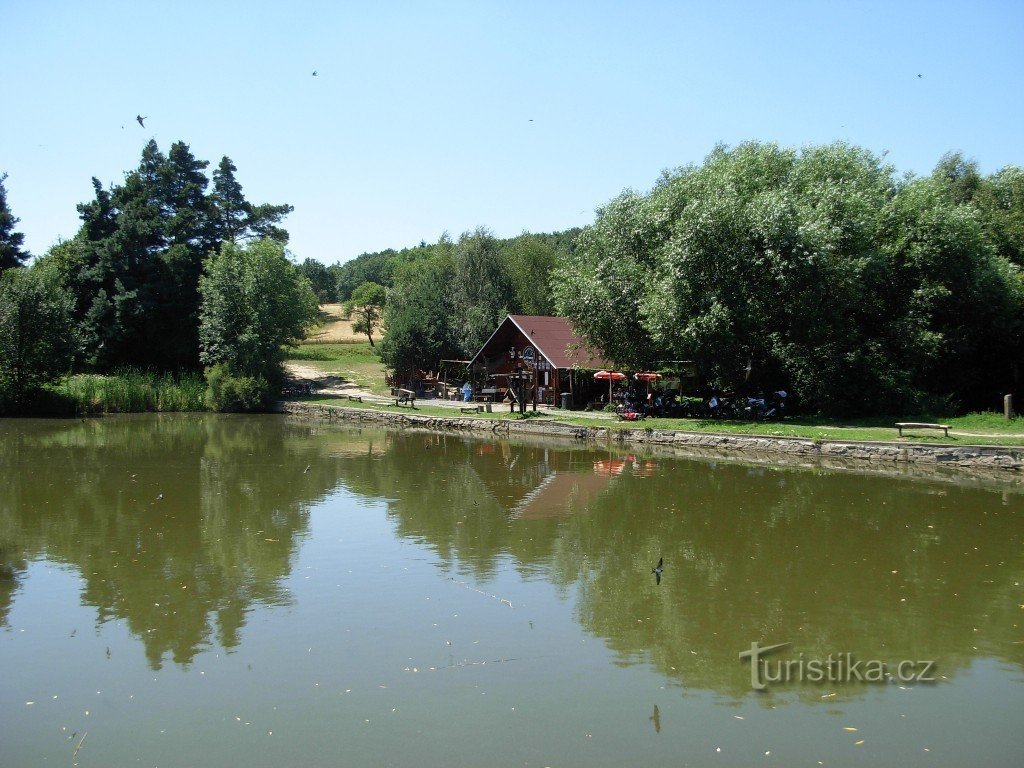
left=280, top=401, right=1024, bottom=477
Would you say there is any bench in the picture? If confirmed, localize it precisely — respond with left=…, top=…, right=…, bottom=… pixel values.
left=460, top=406, right=483, bottom=414
left=347, top=395, right=362, bottom=403
left=393, top=388, right=416, bottom=407
left=896, top=422, right=950, bottom=438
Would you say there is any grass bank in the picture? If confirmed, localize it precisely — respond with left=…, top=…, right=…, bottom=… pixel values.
left=297, top=395, right=1024, bottom=447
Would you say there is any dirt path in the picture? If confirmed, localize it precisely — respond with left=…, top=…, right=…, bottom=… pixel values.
left=284, top=362, right=383, bottom=400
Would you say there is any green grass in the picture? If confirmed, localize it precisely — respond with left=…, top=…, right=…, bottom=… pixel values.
left=55, top=369, right=207, bottom=414
left=553, top=411, right=1024, bottom=445
left=292, top=396, right=1024, bottom=447
left=284, top=341, right=391, bottom=396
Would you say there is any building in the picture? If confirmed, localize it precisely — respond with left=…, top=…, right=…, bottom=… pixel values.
left=467, top=315, right=613, bottom=406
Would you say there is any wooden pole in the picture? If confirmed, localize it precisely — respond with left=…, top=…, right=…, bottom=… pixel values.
left=1006, top=393, right=1015, bottom=420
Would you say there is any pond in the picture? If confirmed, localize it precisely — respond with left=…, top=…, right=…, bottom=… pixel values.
left=1, top=414, right=1022, bottom=767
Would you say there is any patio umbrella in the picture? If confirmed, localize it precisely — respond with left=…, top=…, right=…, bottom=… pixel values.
left=634, top=371, right=662, bottom=400
left=593, top=370, right=626, bottom=403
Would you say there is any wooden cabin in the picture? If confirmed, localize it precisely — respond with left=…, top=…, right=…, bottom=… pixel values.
left=467, top=315, right=613, bottom=407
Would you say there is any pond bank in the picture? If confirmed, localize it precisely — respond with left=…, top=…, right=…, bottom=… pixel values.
left=280, top=401, right=1024, bottom=475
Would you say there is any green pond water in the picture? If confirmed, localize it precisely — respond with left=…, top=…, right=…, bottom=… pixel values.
left=1, top=414, right=1022, bottom=767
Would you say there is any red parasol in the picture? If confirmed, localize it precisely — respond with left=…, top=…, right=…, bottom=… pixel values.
left=593, top=370, right=626, bottom=403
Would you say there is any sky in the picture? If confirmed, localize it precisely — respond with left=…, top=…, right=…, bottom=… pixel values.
left=3, top=0, right=1023, bottom=264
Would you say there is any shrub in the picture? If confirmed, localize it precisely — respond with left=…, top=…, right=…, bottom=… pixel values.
left=204, top=364, right=272, bottom=412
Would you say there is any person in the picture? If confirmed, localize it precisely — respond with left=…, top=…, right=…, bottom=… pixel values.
left=461, top=381, right=472, bottom=402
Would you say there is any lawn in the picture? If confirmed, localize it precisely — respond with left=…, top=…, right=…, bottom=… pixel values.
left=291, top=393, right=1024, bottom=447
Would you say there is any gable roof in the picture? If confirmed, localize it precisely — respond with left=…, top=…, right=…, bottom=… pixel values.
left=469, top=315, right=613, bottom=370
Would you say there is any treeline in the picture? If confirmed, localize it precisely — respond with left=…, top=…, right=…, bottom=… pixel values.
left=0, top=142, right=317, bottom=414
left=295, top=229, right=581, bottom=305
left=375, top=227, right=580, bottom=377
left=554, top=143, right=1024, bottom=416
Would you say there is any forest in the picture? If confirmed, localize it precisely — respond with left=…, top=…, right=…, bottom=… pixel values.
left=1, top=139, right=1022, bottom=417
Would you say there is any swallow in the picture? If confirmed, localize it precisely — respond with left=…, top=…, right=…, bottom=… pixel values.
left=652, top=557, right=663, bottom=585
left=136, top=115, right=147, bottom=127
left=650, top=704, right=661, bottom=733
left=312, top=70, right=318, bottom=77
left=304, top=465, right=311, bottom=473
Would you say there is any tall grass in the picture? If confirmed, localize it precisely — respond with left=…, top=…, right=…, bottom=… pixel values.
left=57, top=369, right=207, bottom=414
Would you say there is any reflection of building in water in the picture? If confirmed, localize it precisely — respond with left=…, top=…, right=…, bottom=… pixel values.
left=511, top=471, right=613, bottom=519
left=465, top=443, right=625, bottom=516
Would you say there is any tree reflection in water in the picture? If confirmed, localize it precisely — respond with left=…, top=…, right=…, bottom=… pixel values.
left=1, top=416, right=1022, bottom=702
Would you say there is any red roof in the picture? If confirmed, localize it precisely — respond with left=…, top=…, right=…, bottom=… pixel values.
left=470, top=315, right=613, bottom=370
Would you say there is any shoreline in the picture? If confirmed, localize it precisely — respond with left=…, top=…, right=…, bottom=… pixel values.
left=280, top=401, right=1024, bottom=477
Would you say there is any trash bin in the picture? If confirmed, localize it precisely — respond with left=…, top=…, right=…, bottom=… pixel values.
left=560, top=392, right=572, bottom=410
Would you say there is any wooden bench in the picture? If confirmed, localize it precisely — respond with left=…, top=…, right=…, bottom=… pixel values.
left=460, top=406, right=483, bottom=414
left=896, top=422, right=950, bottom=438
left=347, top=395, right=362, bottom=403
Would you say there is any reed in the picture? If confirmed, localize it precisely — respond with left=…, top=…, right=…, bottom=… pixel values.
left=58, top=369, right=207, bottom=414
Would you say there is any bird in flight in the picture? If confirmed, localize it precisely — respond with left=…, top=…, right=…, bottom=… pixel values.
left=312, top=70, right=318, bottom=77
left=652, top=556, right=663, bottom=585
left=136, top=115, right=147, bottom=127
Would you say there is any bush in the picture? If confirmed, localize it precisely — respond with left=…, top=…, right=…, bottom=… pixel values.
left=204, top=364, right=273, bottom=412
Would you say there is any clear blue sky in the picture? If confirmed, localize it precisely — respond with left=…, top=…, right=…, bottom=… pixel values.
left=3, top=0, right=1022, bottom=264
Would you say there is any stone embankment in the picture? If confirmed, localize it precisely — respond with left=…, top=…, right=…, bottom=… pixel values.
left=280, top=402, right=1023, bottom=474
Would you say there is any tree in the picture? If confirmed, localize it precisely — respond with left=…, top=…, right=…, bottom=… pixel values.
left=0, top=173, right=28, bottom=273
left=555, top=141, right=1024, bottom=415
left=378, top=253, right=460, bottom=378
left=450, top=227, right=516, bottom=355
left=296, top=258, right=336, bottom=302
left=345, top=281, right=386, bottom=346
left=198, top=240, right=318, bottom=408
left=210, top=157, right=292, bottom=245
left=0, top=262, right=76, bottom=409
left=65, top=142, right=294, bottom=373
left=503, top=233, right=559, bottom=315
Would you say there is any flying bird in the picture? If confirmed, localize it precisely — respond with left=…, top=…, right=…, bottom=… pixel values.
left=312, top=70, right=318, bottom=77
left=917, top=73, right=923, bottom=79
left=650, top=704, right=661, bottom=733
left=652, top=556, right=663, bottom=585
left=136, top=115, right=147, bottom=127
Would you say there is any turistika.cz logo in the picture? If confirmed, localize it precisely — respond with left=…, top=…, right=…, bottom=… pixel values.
left=739, top=642, right=937, bottom=691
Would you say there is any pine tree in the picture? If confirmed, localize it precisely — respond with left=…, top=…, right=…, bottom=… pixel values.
left=0, top=173, right=29, bottom=272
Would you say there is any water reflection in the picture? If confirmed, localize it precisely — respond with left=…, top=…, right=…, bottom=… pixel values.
left=0, top=416, right=358, bottom=668
left=2, top=415, right=1022, bottom=704
left=334, top=429, right=1024, bottom=701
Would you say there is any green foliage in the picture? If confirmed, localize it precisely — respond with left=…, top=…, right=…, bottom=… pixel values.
left=0, top=173, right=28, bottom=273
left=296, top=258, right=336, bottom=302
left=375, top=227, right=581, bottom=378
left=57, top=142, right=293, bottom=374
left=56, top=369, right=206, bottom=413
left=210, top=156, right=293, bottom=245
left=203, top=364, right=271, bottom=412
left=345, top=281, right=386, bottom=346
left=555, top=141, right=1024, bottom=416
left=199, top=240, right=319, bottom=409
left=0, top=262, right=77, bottom=410
left=378, top=252, right=461, bottom=376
